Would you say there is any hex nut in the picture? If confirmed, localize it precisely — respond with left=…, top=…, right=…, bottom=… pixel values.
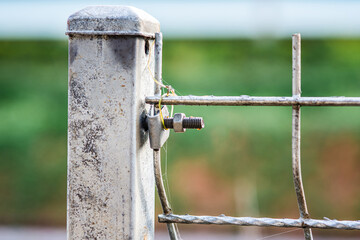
left=173, top=113, right=186, bottom=132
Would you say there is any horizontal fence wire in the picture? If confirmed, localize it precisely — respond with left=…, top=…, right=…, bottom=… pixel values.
left=145, top=96, right=360, bottom=106
left=159, top=214, right=360, bottom=230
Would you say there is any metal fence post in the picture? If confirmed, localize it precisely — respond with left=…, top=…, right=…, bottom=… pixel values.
left=66, top=6, right=159, bottom=239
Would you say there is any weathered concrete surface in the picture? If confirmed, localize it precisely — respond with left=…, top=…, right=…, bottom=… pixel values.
left=67, top=5, right=159, bottom=37
left=67, top=6, right=159, bottom=240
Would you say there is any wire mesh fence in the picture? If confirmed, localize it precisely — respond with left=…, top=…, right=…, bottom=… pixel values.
left=148, top=34, right=360, bottom=240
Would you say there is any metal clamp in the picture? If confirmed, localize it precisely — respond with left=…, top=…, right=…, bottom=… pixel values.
left=147, top=106, right=170, bottom=150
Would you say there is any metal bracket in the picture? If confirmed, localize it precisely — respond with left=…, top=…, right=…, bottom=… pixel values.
left=147, top=106, right=170, bottom=150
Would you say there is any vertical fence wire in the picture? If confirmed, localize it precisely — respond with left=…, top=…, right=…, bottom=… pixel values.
left=154, top=150, right=181, bottom=240
left=292, top=33, right=313, bottom=240
left=153, top=33, right=181, bottom=240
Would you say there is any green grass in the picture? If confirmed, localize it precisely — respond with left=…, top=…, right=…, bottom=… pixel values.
left=0, top=39, right=359, bottom=226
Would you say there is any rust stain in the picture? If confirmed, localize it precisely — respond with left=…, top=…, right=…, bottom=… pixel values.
left=143, top=226, right=148, bottom=240
left=121, top=84, right=126, bottom=87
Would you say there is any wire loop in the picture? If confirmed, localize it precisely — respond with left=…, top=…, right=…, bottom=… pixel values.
left=147, top=39, right=177, bottom=130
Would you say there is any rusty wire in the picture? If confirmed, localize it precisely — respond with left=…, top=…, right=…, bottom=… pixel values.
left=158, top=214, right=360, bottom=230
left=145, top=95, right=360, bottom=106
left=154, top=150, right=181, bottom=240
left=292, top=33, right=312, bottom=240
left=153, top=33, right=181, bottom=240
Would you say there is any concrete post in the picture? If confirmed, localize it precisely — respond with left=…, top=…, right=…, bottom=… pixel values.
left=66, top=6, right=159, bottom=240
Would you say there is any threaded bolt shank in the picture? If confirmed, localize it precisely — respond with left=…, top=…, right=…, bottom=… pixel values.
left=163, top=117, right=204, bottom=130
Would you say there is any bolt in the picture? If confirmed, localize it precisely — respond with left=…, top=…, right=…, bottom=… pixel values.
left=163, top=113, right=204, bottom=132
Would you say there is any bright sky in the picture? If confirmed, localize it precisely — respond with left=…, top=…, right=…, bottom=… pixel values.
left=1, top=0, right=360, bottom=38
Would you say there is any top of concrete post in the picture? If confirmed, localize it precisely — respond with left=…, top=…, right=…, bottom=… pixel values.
left=66, top=5, right=160, bottom=38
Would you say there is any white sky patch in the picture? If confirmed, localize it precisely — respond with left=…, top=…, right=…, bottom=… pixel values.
left=0, top=0, right=360, bottom=39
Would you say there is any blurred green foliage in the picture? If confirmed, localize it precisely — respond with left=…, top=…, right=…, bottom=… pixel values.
left=0, top=39, right=359, bottom=226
